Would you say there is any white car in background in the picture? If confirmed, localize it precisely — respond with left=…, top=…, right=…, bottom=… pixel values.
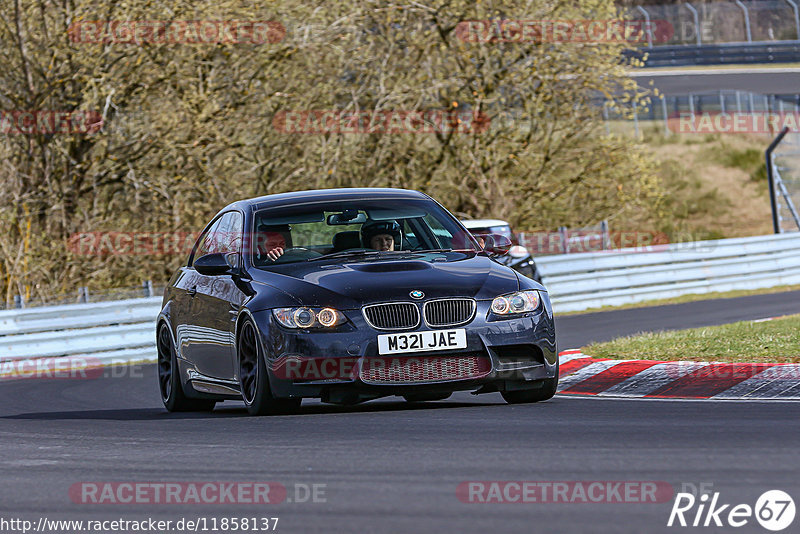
left=461, top=219, right=542, bottom=283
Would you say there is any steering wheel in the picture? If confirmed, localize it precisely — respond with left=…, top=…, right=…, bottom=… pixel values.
left=280, top=247, right=322, bottom=259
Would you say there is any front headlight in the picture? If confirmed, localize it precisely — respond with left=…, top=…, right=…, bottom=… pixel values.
left=490, top=290, right=540, bottom=315
left=273, top=307, right=346, bottom=329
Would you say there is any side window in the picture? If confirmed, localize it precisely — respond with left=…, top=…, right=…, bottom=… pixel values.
left=190, top=211, right=243, bottom=267
left=423, top=214, right=453, bottom=248
left=191, top=217, right=223, bottom=266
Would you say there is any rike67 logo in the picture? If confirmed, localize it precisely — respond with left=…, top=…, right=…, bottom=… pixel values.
left=668, top=489, right=795, bottom=531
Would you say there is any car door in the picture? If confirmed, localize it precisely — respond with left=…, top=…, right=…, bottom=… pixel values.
left=171, top=216, right=222, bottom=364
left=186, top=211, right=245, bottom=380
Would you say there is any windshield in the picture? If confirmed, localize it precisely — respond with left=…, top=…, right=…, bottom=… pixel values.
left=250, top=197, right=480, bottom=268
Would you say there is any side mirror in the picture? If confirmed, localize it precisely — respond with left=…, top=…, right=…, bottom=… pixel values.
left=480, top=234, right=512, bottom=257
left=194, top=252, right=238, bottom=276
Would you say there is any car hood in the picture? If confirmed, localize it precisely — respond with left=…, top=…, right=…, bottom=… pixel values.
left=247, top=252, right=520, bottom=310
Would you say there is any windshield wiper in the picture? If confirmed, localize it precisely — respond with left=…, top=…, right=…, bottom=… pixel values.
left=307, top=250, right=381, bottom=261
left=408, top=248, right=453, bottom=253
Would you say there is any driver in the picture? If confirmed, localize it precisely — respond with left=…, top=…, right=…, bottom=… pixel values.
left=254, top=224, right=291, bottom=262
left=360, top=220, right=402, bottom=251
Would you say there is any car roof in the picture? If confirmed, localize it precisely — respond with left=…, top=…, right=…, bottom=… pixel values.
left=461, top=219, right=509, bottom=228
left=222, top=188, right=430, bottom=212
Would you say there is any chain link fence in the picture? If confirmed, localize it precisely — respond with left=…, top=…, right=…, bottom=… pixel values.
left=601, top=91, right=800, bottom=140
left=770, top=132, right=800, bottom=232
left=629, top=1, right=800, bottom=46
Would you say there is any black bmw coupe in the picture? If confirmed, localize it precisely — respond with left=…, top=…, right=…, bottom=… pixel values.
left=157, top=188, right=557, bottom=415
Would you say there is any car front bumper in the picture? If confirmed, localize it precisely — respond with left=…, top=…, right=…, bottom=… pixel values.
left=254, top=298, right=557, bottom=401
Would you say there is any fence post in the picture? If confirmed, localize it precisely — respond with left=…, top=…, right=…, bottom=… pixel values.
left=734, top=0, right=752, bottom=42
left=684, top=3, right=702, bottom=45
left=14, top=295, right=23, bottom=309
left=636, top=6, right=653, bottom=48
left=78, top=287, right=90, bottom=303
left=766, top=127, right=790, bottom=234
left=600, top=220, right=610, bottom=250
left=785, top=0, right=800, bottom=40
left=143, top=280, right=154, bottom=298
left=662, top=96, right=669, bottom=136
left=719, top=91, right=726, bottom=114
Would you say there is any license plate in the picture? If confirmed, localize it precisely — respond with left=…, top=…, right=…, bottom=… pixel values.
left=377, top=329, right=467, bottom=355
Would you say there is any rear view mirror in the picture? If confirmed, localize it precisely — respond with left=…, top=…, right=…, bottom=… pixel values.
left=479, top=234, right=512, bottom=257
left=327, top=211, right=367, bottom=225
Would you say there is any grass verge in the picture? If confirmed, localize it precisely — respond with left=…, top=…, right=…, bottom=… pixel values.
left=583, top=314, right=800, bottom=363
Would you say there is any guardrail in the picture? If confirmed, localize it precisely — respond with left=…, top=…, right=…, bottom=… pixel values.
left=0, top=297, right=161, bottom=376
left=627, top=41, right=800, bottom=67
left=537, top=232, right=800, bottom=312
left=1, top=231, right=799, bottom=371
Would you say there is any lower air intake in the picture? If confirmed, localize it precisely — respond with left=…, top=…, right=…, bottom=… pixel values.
left=359, top=355, right=491, bottom=384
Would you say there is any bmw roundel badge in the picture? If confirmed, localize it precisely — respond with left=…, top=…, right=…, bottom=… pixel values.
left=409, top=290, right=424, bottom=299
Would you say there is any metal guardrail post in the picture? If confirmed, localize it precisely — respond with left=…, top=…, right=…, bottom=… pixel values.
left=78, top=287, right=90, bottom=303
left=784, top=0, right=800, bottom=39
left=719, top=91, right=726, bottom=113
left=558, top=226, right=569, bottom=254
left=684, top=3, right=702, bottom=45
left=143, top=280, right=154, bottom=298
left=14, top=295, right=23, bottom=309
left=661, top=97, right=669, bottom=136
left=636, top=6, right=653, bottom=48
left=600, top=220, right=610, bottom=250
left=766, top=127, right=790, bottom=234
left=734, top=0, right=753, bottom=42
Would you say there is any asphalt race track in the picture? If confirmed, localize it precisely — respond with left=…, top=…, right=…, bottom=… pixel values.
left=1, top=291, right=799, bottom=533
left=631, top=67, right=800, bottom=95
left=556, top=289, right=800, bottom=349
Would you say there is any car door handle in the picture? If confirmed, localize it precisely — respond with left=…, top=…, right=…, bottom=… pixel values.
left=187, top=286, right=197, bottom=297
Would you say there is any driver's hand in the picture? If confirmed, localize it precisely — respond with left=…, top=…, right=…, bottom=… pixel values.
left=266, top=247, right=284, bottom=261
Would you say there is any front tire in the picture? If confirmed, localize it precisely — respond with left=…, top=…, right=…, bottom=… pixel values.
left=238, top=318, right=301, bottom=416
left=501, top=359, right=559, bottom=404
left=157, top=323, right=216, bottom=412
